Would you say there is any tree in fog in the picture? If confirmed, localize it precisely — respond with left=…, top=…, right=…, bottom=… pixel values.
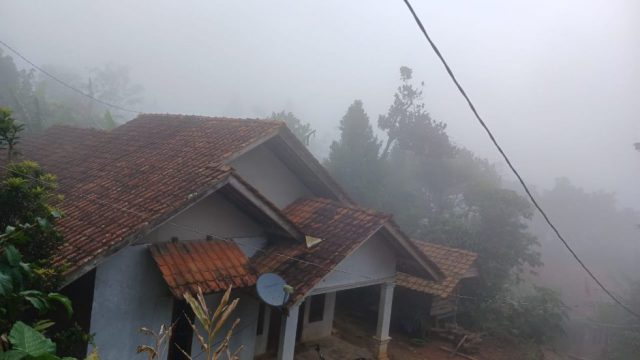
left=328, top=66, right=541, bottom=296
left=35, top=63, right=142, bottom=128
left=268, top=110, right=314, bottom=145
left=325, top=100, right=385, bottom=208
left=0, top=51, right=141, bottom=131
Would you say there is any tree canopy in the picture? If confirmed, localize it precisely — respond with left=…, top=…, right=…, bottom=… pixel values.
left=326, top=66, right=541, bottom=296
left=0, top=50, right=141, bottom=132
left=268, top=110, right=315, bottom=145
left=325, top=100, right=384, bottom=208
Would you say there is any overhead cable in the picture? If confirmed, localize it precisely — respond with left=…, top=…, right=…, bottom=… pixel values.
left=400, top=0, right=640, bottom=319
left=0, top=39, right=141, bottom=114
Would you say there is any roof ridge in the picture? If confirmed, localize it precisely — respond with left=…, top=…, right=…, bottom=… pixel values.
left=136, top=113, right=285, bottom=126
left=303, top=197, right=392, bottom=219
left=411, top=239, right=478, bottom=258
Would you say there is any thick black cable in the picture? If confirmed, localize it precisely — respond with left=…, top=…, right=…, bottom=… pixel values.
left=0, top=39, right=140, bottom=114
left=401, top=0, right=640, bottom=319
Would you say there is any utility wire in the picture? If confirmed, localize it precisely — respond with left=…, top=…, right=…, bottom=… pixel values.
left=0, top=39, right=141, bottom=115
left=400, top=0, right=640, bottom=319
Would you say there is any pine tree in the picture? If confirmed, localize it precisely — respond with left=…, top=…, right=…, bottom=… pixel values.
left=325, top=100, right=385, bottom=207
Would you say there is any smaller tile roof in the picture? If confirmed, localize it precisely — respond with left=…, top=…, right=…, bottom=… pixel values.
left=252, top=198, right=391, bottom=305
left=397, top=241, right=478, bottom=298
left=150, top=240, right=257, bottom=298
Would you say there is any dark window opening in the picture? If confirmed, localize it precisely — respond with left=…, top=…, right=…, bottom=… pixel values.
left=168, top=299, right=195, bottom=360
left=53, top=269, right=96, bottom=358
left=256, top=303, right=266, bottom=336
left=308, top=294, right=325, bottom=323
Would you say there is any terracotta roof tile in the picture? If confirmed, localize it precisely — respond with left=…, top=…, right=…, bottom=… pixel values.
left=150, top=240, right=257, bottom=298
left=251, top=198, right=391, bottom=305
left=397, top=241, right=478, bottom=298
left=10, top=114, right=284, bottom=279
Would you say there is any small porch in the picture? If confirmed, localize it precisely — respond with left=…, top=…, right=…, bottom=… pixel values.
left=254, top=282, right=396, bottom=360
left=255, top=282, right=394, bottom=360
left=250, top=198, right=443, bottom=360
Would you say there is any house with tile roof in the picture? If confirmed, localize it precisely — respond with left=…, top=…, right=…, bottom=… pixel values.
left=396, top=241, right=479, bottom=329
left=9, top=114, right=451, bottom=360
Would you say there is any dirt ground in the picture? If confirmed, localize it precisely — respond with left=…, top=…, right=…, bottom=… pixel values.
left=388, top=335, right=568, bottom=360
left=330, top=310, right=569, bottom=360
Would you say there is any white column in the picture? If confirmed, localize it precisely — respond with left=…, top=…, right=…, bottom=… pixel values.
left=277, top=303, right=300, bottom=360
left=323, top=292, right=336, bottom=336
left=373, top=282, right=394, bottom=360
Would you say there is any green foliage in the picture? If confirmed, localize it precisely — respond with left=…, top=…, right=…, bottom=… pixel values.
left=476, top=286, right=568, bottom=345
left=378, top=66, right=452, bottom=162
left=0, top=321, right=78, bottom=360
left=327, top=66, right=541, bottom=296
left=51, top=323, right=94, bottom=358
left=0, top=108, right=25, bottom=161
left=0, top=241, right=72, bottom=337
left=0, top=120, right=81, bottom=359
left=423, top=185, right=541, bottom=295
left=594, top=280, right=640, bottom=359
left=268, top=110, right=315, bottom=145
left=325, top=100, right=385, bottom=207
left=0, top=161, right=63, bottom=270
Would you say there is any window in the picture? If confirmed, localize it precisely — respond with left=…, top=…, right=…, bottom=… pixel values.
left=308, top=294, right=325, bottom=323
left=256, top=303, right=266, bottom=335
left=168, top=299, right=195, bottom=360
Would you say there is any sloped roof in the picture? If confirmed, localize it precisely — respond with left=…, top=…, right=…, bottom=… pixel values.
left=11, top=114, right=284, bottom=281
left=252, top=198, right=441, bottom=306
left=150, top=240, right=257, bottom=298
left=397, top=241, right=478, bottom=298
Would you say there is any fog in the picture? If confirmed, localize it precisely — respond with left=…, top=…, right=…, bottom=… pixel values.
left=3, top=1, right=640, bottom=356
left=2, top=0, right=639, bottom=209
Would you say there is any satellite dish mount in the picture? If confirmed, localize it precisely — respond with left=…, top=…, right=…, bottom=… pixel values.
left=256, top=273, right=292, bottom=308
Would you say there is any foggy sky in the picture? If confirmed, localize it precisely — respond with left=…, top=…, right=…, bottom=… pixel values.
left=2, top=0, right=639, bottom=208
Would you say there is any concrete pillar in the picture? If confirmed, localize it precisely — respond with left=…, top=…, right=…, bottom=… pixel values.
left=324, top=292, right=336, bottom=333
left=277, top=303, right=300, bottom=360
left=373, top=282, right=394, bottom=360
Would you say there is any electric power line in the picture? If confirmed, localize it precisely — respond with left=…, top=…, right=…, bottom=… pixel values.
left=400, top=0, right=640, bottom=319
left=0, top=39, right=141, bottom=115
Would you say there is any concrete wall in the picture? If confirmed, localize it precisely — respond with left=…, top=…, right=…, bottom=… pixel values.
left=231, top=143, right=313, bottom=208
left=189, top=291, right=260, bottom=360
left=300, top=292, right=336, bottom=342
left=311, top=233, right=397, bottom=295
left=89, top=245, right=173, bottom=360
left=143, top=192, right=265, bottom=244
left=89, top=192, right=273, bottom=359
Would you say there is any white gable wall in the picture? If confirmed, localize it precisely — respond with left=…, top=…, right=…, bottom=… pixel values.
left=231, top=143, right=313, bottom=209
left=311, top=232, right=397, bottom=295
left=89, top=192, right=271, bottom=359
left=298, top=233, right=397, bottom=342
left=143, top=192, right=265, bottom=244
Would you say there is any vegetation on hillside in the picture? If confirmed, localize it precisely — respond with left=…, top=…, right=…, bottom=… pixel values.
left=0, top=50, right=141, bottom=132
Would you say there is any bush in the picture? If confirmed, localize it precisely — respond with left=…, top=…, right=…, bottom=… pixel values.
left=476, top=286, right=568, bottom=345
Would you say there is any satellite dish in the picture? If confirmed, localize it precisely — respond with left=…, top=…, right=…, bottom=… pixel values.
left=256, top=273, right=291, bottom=307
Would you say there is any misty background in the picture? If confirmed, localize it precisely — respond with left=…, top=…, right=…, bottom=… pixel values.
left=2, top=0, right=639, bottom=313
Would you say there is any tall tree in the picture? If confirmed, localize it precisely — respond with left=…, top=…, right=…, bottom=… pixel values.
left=325, top=100, right=385, bottom=207
left=327, top=66, right=541, bottom=296
left=378, top=66, right=452, bottom=161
